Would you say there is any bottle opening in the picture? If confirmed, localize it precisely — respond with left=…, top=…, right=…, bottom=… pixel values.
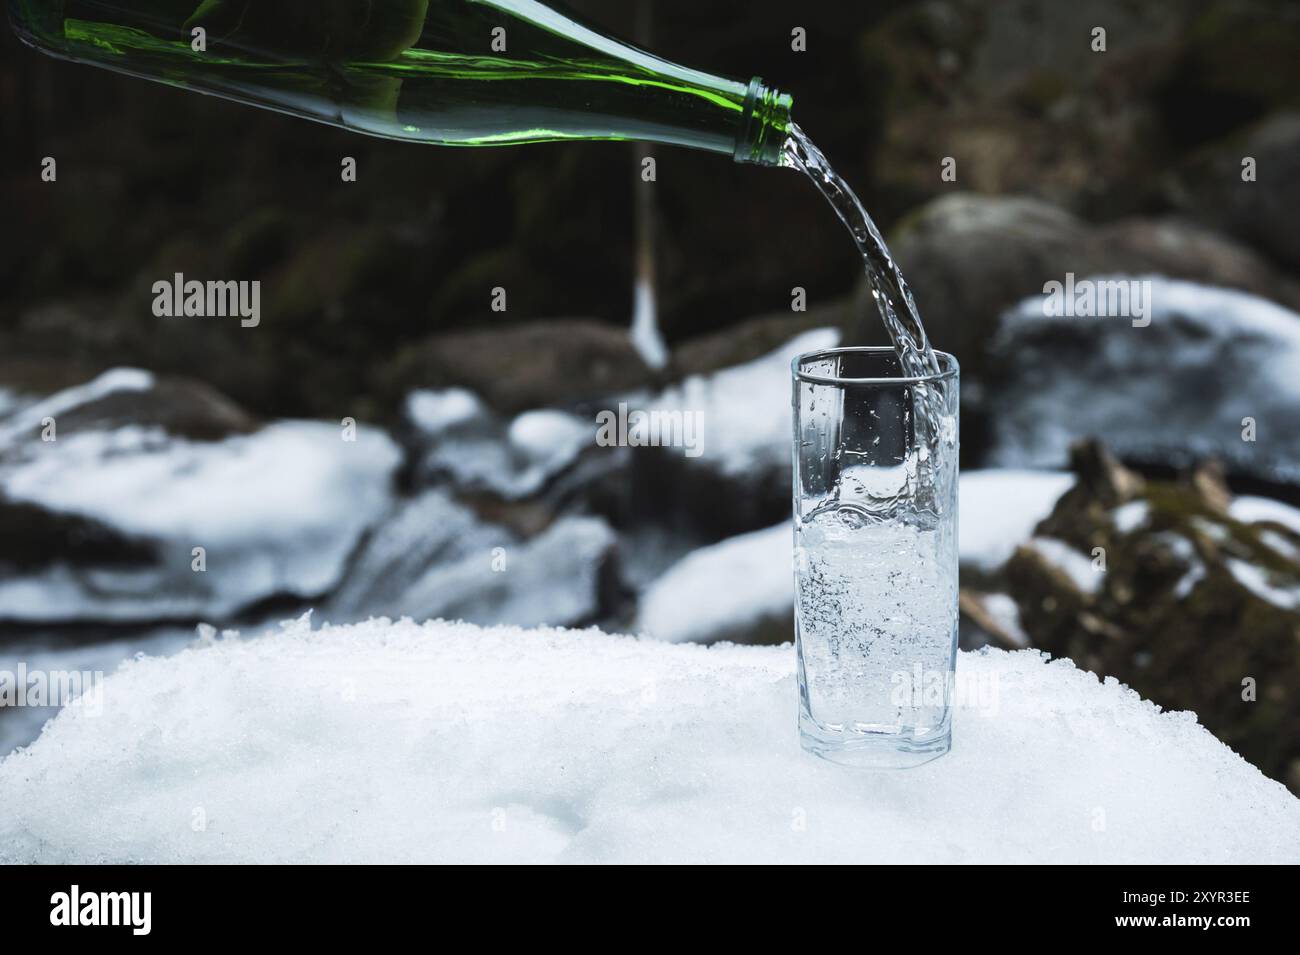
left=735, top=77, right=793, bottom=166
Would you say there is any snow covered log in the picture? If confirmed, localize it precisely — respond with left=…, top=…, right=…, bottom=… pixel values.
left=1, top=616, right=1296, bottom=864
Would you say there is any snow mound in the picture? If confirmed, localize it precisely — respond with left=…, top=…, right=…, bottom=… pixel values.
left=3, top=617, right=1295, bottom=864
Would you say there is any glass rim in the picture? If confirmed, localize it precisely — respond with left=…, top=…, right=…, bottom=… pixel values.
left=792, top=346, right=959, bottom=387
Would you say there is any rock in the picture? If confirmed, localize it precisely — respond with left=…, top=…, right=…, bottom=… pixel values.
left=383, top=320, right=655, bottom=417
left=998, top=439, right=1300, bottom=794
left=326, top=488, right=625, bottom=629
left=668, top=299, right=854, bottom=379
left=889, top=194, right=1300, bottom=391
left=400, top=387, right=594, bottom=501
left=860, top=0, right=1189, bottom=219
left=0, top=370, right=401, bottom=624
left=984, top=277, right=1300, bottom=484
left=1166, top=112, right=1300, bottom=272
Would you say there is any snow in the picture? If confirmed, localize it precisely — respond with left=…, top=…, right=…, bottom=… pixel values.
left=636, top=523, right=791, bottom=643
left=648, top=327, right=839, bottom=478
left=1025, top=537, right=1105, bottom=594
left=1227, top=559, right=1300, bottom=610
left=1113, top=501, right=1151, bottom=533
left=326, top=489, right=615, bottom=628
left=958, top=469, right=1075, bottom=570
left=0, top=420, right=401, bottom=622
left=1232, top=495, right=1300, bottom=535
left=404, top=387, right=484, bottom=434
left=0, top=368, right=153, bottom=445
left=507, top=409, right=591, bottom=473
left=406, top=392, right=590, bottom=500
left=0, top=627, right=197, bottom=757
left=980, top=593, right=1029, bottom=646
left=1, top=616, right=1295, bottom=864
left=987, top=278, right=1300, bottom=482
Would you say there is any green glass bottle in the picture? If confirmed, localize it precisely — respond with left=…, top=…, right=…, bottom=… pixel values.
left=8, top=0, right=794, bottom=164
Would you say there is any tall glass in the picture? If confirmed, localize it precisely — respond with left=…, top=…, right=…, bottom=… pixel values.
left=791, top=347, right=960, bottom=767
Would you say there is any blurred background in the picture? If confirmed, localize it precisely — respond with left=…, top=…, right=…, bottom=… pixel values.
left=2, top=0, right=1299, bottom=791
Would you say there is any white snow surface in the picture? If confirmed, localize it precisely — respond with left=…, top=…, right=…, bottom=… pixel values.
left=1, top=616, right=1295, bottom=864
left=958, top=469, right=1075, bottom=570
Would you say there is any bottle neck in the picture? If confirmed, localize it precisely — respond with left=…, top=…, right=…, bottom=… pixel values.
left=734, top=78, right=793, bottom=166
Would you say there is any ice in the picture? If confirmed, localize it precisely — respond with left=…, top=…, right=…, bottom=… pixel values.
left=1, top=616, right=1295, bottom=863
left=958, top=469, right=1075, bottom=570
left=630, top=277, right=668, bottom=370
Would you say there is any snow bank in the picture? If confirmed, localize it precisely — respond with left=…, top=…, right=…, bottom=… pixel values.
left=4, top=617, right=1294, bottom=864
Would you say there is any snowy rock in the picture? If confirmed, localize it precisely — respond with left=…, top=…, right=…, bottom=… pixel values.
left=1001, top=440, right=1300, bottom=793
left=888, top=195, right=1300, bottom=391
left=636, top=523, right=791, bottom=645
left=327, top=488, right=621, bottom=629
left=986, top=278, right=1300, bottom=484
left=0, top=370, right=401, bottom=623
left=627, top=328, right=839, bottom=536
left=1, top=616, right=1295, bottom=864
left=404, top=388, right=593, bottom=500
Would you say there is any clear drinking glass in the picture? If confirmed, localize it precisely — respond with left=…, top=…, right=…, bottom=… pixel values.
left=792, top=347, right=960, bottom=768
